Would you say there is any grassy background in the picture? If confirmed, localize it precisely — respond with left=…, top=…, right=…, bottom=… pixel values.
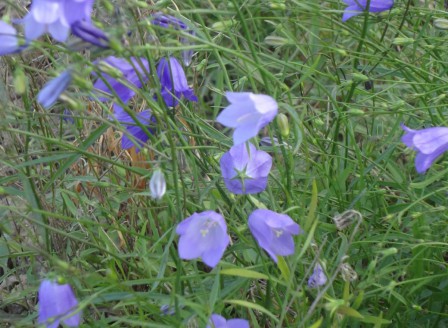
left=1, top=0, right=448, bottom=326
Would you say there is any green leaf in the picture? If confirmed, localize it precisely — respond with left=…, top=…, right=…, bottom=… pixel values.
left=225, top=300, right=279, bottom=323
left=220, top=268, right=269, bottom=280
left=277, top=256, right=291, bottom=282
left=337, top=305, right=364, bottom=319
left=307, top=317, right=323, bottom=328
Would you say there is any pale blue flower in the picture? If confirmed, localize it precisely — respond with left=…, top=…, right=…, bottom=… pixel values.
left=216, top=92, right=278, bottom=145
left=207, top=314, right=249, bottom=328
left=38, top=279, right=81, bottom=328
left=176, top=211, right=229, bottom=268
left=37, top=69, right=73, bottom=109
left=401, top=124, right=448, bottom=173
left=342, top=0, right=394, bottom=22
left=248, top=209, right=301, bottom=263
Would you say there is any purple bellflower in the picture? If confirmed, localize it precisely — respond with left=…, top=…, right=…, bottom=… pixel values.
left=401, top=124, right=448, bottom=173
left=156, top=56, right=197, bottom=107
left=342, top=0, right=394, bottom=22
left=176, top=211, right=229, bottom=268
left=37, top=69, right=73, bottom=109
left=71, top=20, right=109, bottom=48
left=22, top=0, right=95, bottom=42
left=0, top=21, right=27, bottom=55
left=93, top=56, right=150, bottom=103
left=113, top=104, right=155, bottom=152
left=216, top=92, right=278, bottom=145
left=308, top=263, right=327, bottom=288
left=248, top=209, right=301, bottom=263
left=220, top=143, right=272, bottom=194
left=38, top=279, right=81, bottom=328
left=151, top=13, right=194, bottom=66
left=207, top=314, right=249, bottom=328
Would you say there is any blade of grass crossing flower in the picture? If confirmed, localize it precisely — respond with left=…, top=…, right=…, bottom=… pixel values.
left=224, top=300, right=279, bottom=323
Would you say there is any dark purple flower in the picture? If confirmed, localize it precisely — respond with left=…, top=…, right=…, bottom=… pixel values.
left=176, top=211, right=229, bottom=268
left=151, top=13, right=188, bottom=30
left=308, top=263, right=327, bottom=288
left=151, top=14, right=194, bottom=65
left=220, top=143, right=272, bottom=194
left=38, top=279, right=81, bottom=328
left=401, top=124, right=448, bottom=173
left=248, top=209, right=301, bottom=263
left=37, top=69, right=73, bottom=109
left=22, top=0, right=95, bottom=42
left=71, top=20, right=108, bottom=48
left=156, top=56, right=197, bottom=107
left=0, top=21, right=27, bottom=55
left=93, top=56, right=150, bottom=103
left=113, top=104, right=155, bottom=152
left=216, top=92, right=278, bottom=145
left=342, top=0, right=394, bottom=22
left=207, top=314, right=249, bottom=328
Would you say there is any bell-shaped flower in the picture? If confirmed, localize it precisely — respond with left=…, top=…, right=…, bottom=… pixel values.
left=151, top=14, right=195, bottom=66
left=156, top=56, right=197, bottom=107
left=37, top=69, right=73, bottom=109
left=216, top=92, right=278, bottom=145
left=220, top=143, right=272, bottom=194
left=206, top=314, right=249, bottom=328
left=401, top=124, right=448, bottom=173
left=176, top=211, right=229, bottom=268
left=22, top=0, right=95, bottom=42
left=342, top=0, right=394, bottom=22
left=307, top=263, right=327, bottom=288
left=38, top=279, right=81, bottom=328
left=93, top=56, right=150, bottom=103
left=149, top=169, right=166, bottom=200
left=248, top=209, right=301, bottom=263
left=71, top=20, right=109, bottom=48
left=113, top=104, right=155, bottom=152
left=0, top=21, right=27, bottom=55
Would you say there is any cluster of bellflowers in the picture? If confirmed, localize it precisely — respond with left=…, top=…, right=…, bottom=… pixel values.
left=5, top=1, right=414, bottom=326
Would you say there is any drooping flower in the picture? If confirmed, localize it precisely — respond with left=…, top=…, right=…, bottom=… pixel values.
left=93, top=56, right=150, bottom=103
left=176, top=211, right=229, bottom=268
left=220, top=143, right=272, bottom=194
left=216, top=92, right=278, bottom=145
left=342, top=0, right=394, bottom=22
left=248, top=209, right=301, bottom=263
left=401, top=124, right=448, bottom=173
left=71, top=20, right=109, bottom=48
left=113, top=104, right=155, bottom=152
left=22, top=0, right=95, bottom=42
left=206, top=314, right=249, bottom=328
left=156, top=56, right=197, bottom=107
left=38, top=279, right=81, bottom=328
left=308, top=263, right=327, bottom=288
left=149, top=169, right=166, bottom=200
left=37, top=69, right=73, bottom=109
left=0, top=21, right=27, bottom=55
left=151, top=13, right=195, bottom=66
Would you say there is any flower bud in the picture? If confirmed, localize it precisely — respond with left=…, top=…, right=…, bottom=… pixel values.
left=340, top=263, right=358, bottom=282
left=149, top=169, right=166, bottom=200
left=332, top=210, right=362, bottom=230
left=276, top=113, right=290, bottom=138
left=434, top=18, right=448, bottom=30
left=13, top=67, right=27, bottom=95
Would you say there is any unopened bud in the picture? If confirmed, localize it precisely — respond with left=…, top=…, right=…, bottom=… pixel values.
left=276, top=113, right=290, bottom=138
left=351, top=73, right=369, bottom=83
left=434, top=18, right=448, bottom=30
left=392, top=37, right=414, bottom=46
left=150, top=169, right=166, bottom=200
left=264, top=36, right=290, bottom=47
left=97, top=61, right=123, bottom=79
left=13, top=67, right=27, bottom=95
